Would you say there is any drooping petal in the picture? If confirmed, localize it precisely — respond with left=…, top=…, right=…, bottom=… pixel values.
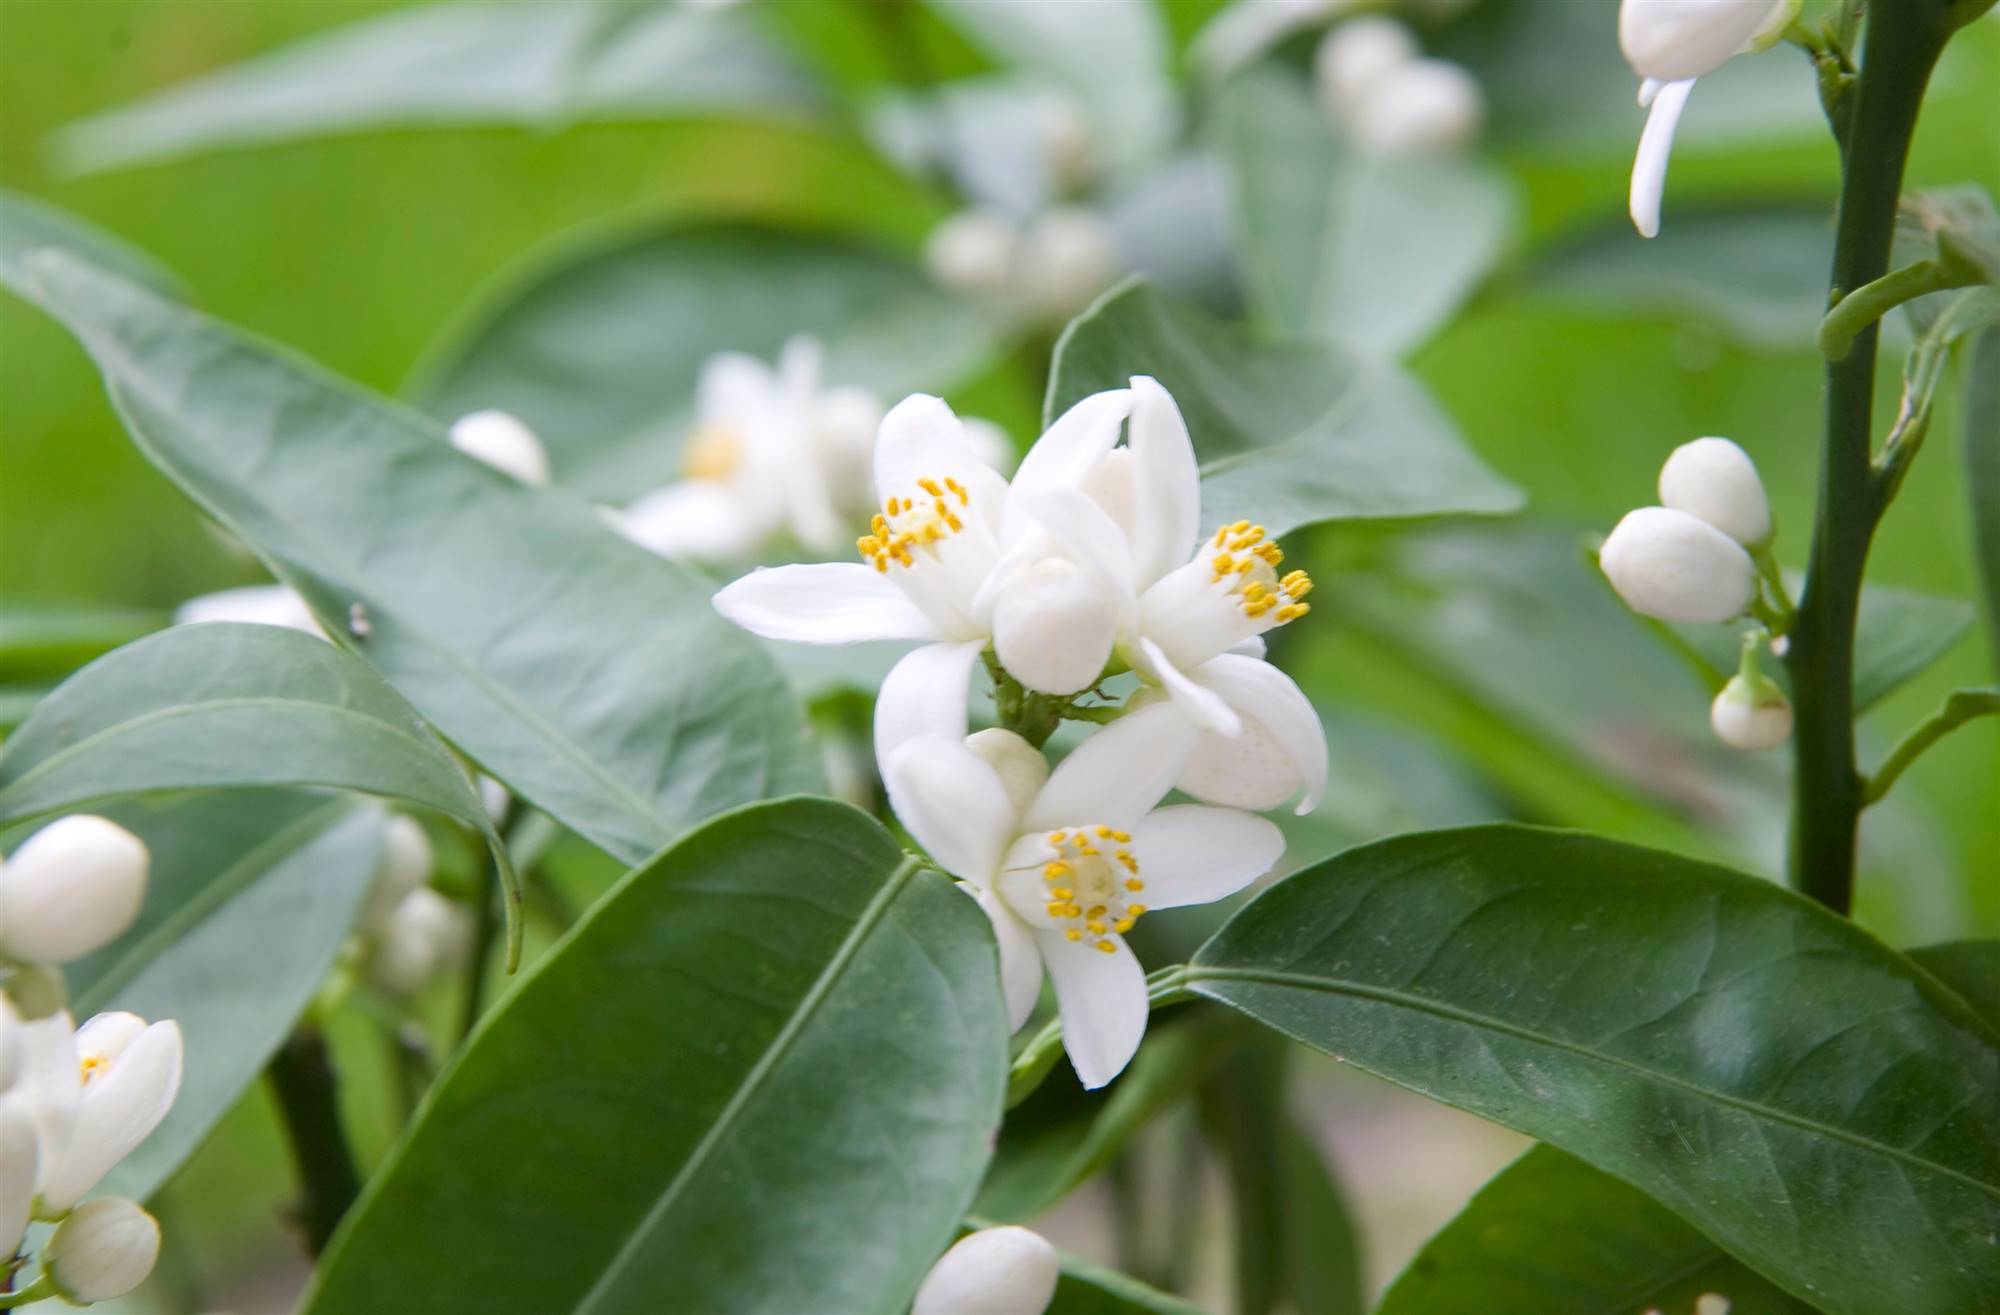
left=882, top=736, right=1019, bottom=884
left=608, top=481, right=764, bottom=562
left=875, top=640, right=988, bottom=763
left=1184, top=654, right=1328, bottom=814
left=40, top=1021, right=182, bottom=1214
left=1032, top=929, right=1148, bottom=1090
left=1003, top=388, right=1133, bottom=543
left=973, top=886, right=1046, bottom=1031
left=1138, top=637, right=1242, bottom=737
left=712, top=563, right=941, bottom=644
left=1629, top=77, right=1695, bottom=239
left=1129, top=805, right=1284, bottom=909
left=1024, top=701, right=1198, bottom=832
left=1126, top=375, right=1201, bottom=590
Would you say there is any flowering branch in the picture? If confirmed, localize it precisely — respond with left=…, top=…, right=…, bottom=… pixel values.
left=1816, top=255, right=1982, bottom=360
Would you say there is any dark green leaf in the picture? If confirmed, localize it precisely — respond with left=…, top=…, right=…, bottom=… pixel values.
left=1966, top=326, right=2000, bottom=669
left=1046, top=280, right=1522, bottom=536
left=1186, top=825, right=2000, bottom=1315
left=301, top=798, right=1007, bottom=1315
left=67, top=792, right=384, bottom=1204
left=52, top=1, right=821, bottom=175
left=1911, top=940, right=2000, bottom=1028
left=1216, top=69, right=1513, bottom=359
left=1376, top=1144, right=1815, bottom=1315
left=0, top=200, right=823, bottom=869
left=416, top=221, right=997, bottom=498
left=0, top=598, right=162, bottom=683
left=1048, top=1252, right=1209, bottom=1315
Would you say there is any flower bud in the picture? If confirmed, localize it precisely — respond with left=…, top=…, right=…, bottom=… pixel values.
left=1618, top=0, right=1797, bottom=82
left=1600, top=507, right=1757, bottom=624
left=964, top=729, right=1050, bottom=820
left=1018, top=207, right=1119, bottom=321
left=0, top=1099, right=37, bottom=1260
left=992, top=558, right=1118, bottom=696
left=1348, top=58, right=1485, bottom=157
left=1711, top=672, right=1792, bottom=750
left=39, top=1014, right=183, bottom=1214
left=367, top=888, right=471, bottom=997
left=913, top=1226, right=1060, bottom=1315
left=1657, top=437, right=1771, bottom=548
left=0, top=816, right=149, bottom=964
left=47, top=1197, right=161, bottom=1302
left=357, top=815, right=434, bottom=935
left=1, top=993, right=25, bottom=1091
left=448, top=410, right=552, bottom=487
left=1314, top=16, right=1420, bottom=122
left=173, top=583, right=323, bottom=636
left=925, top=210, right=1018, bottom=298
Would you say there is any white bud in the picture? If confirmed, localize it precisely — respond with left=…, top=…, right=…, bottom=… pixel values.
left=1032, top=88, right=1096, bottom=190
left=1018, top=207, right=1120, bottom=321
left=449, top=410, right=552, bottom=487
left=0, top=1099, right=37, bottom=1260
left=964, top=729, right=1050, bottom=819
left=1348, top=58, right=1485, bottom=157
left=367, top=888, right=470, bottom=997
left=39, top=1014, right=183, bottom=1214
left=357, top=815, right=433, bottom=935
left=1314, top=16, right=1420, bottom=122
left=1710, top=674, right=1792, bottom=750
left=0, top=994, right=25, bottom=1092
left=47, top=1197, right=161, bottom=1302
left=477, top=774, right=512, bottom=825
left=1658, top=437, right=1772, bottom=548
left=913, top=1226, right=1060, bottom=1315
left=1696, top=1296, right=1733, bottom=1315
left=1600, top=507, right=1758, bottom=624
left=173, top=583, right=323, bottom=636
left=925, top=210, right=1019, bottom=298
left=1619, top=0, right=1796, bottom=82
left=992, top=558, right=1118, bottom=696
left=0, top=816, right=149, bottom=964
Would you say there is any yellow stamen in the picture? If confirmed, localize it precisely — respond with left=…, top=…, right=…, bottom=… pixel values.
left=1125, top=878, right=1144, bottom=891
left=1095, top=939, right=1117, bottom=954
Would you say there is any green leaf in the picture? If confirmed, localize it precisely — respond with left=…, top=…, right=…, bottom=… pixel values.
left=1375, top=1144, right=1815, bottom=1315
left=1184, top=825, right=2000, bottom=1315
left=64, top=791, right=384, bottom=1204
left=301, top=798, right=1007, bottom=1315
left=1966, top=326, right=2000, bottom=669
left=52, top=0, right=821, bottom=175
left=1216, top=69, right=1514, bottom=359
left=1047, top=1253, right=1208, bottom=1315
left=415, top=221, right=997, bottom=498
left=0, top=198, right=823, bottom=871
left=1911, top=940, right=2000, bottom=1027
left=0, top=598, right=162, bottom=683
left=0, top=191, right=184, bottom=299
left=1046, top=280, right=1523, bottom=536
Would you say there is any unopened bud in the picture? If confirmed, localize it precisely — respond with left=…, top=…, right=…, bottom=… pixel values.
left=368, top=888, right=471, bottom=997
left=357, top=815, right=434, bottom=935
left=1018, top=207, right=1119, bottom=321
left=1711, top=672, right=1792, bottom=750
left=1658, top=437, right=1771, bottom=548
left=1600, top=507, right=1757, bottom=624
left=39, top=1013, right=184, bottom=1214
left=47, top=1197, right=161, bottom=1302
left=1314, top=16, right=1420, bottom=122
left=0, top=816, right=149, bottom=964
left=1348, top=58, right=1485, bottom=156
left=173, top=584, right=323, bottom=636
left=964, top=729, right=1050, bottom=819
left=992, top=558, right=1118, bottom=696
left=913, top=1226, right=1060, bottom=1315
left=449, top=410, right=552, bottom=487
left=925, top=210, right=1018, bottom=298
left=1618, top=0, right=1797, bottom=83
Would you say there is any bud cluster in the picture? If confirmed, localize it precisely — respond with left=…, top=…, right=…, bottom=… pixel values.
left=1314, top=16, right=1485, bottom=157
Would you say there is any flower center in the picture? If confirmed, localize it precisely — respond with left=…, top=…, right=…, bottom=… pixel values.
left=857, top=475, right=972, bottom=573
left=682, top=423, right=743, bottom=482
left=1206, top=521, right=1312, bottom=624
left=1032, top=826, right=1147, bottom=954
left=79, top=1052, right=110, bottom=1085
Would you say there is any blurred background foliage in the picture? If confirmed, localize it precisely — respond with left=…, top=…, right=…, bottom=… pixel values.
left=2, top=1, right=1995, bottom=1309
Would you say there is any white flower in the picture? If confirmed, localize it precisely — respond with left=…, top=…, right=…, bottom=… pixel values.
left=913, top=1225, right=1060, bottom=1315
left=1658, top=436, right=1771, bottom=548
left=173, top=583, right=323, bottom=637
left=447, top=410, right=552, bottom=487
left=1315, top=16, right=1420, bottom=122
left=0, top=1098, right=37, bottom=1260
left=1619, top=0, right=1798, bottom=237
left=0, top=815, right=149, bottom=965
left=883, top=707, right=1283, bottom=1088
left=14, top=1010, right=182, bottom=1215
left=366, top=888, right=472, bottom=997
left=1600, top=506, right=1757, bottom=623
left=925, top=206, right=1121, bottom=325
left=46, top=1197, right=160, bottom=1302
left=355, top=815, right=433, bottom=935
left=1349, top=58, right=1485, bottom=156
left=925, top=209, right=1019, bottom=299
left=1710, top=671, right=1792, bottom=750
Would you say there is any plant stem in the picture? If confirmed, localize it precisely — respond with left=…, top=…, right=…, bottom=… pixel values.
left=268, top=1027, right=362, bottom=1257
left=1784, top=4, right=1953, bottom=913
left=1818, top=258, right=1978, bottom=360
left=1862, top=689, right=2000, bottom=805
left=457, top=859, right=500, bottom=1044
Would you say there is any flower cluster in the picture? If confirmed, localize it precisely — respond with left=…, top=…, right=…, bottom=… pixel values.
left=1315, top=15, right=1485, bottom=157
left=2, top=817, right=182, bottom=1306
left=925, top=206, right=1122, bottom=329
left=355, top=816, right=471, bottom=999
left=1600, top=437, right=1794, bottom=751
left=715, top=378, right=1326, bottom=1088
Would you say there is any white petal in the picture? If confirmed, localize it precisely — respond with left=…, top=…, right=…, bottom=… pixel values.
left=614, top=481, right=768, bottom=561
left=712, top=563, right=941, bottom=644
left=1032, top=929, right=1147, bottom=1090
left=873, top=394, right=986, bottom=505
left=1129, top=805, right=1284, bottom=909
left=1024, top=701, right=1198, bottom=832
left=991, top=558, right=1118, bottom=697
left=1186, top=655, right=1328, bottom=814
left=695, top=350, right=777, bottom=424
left=0, top=1099, right=36, bottom=1259
left=173, top=584, right=323, bottom=637
left=448, top=410, right=551, bottom=487
left=1630, top=78, right=1695, bottom=240
left=1126, top=376, right=1201, bottom=591
left=882, top=736, right=1019, bottom=884
left=1003, top=388, right=1133, bottom=543
left=1140, top=637, right=1241, bottom=737
left=974, top=887, right=1046, bottom=1032
left=1016, top=488, right=1137, bottom=606
left=913, top=1225, right=1060, bottom=1315
left=16, top=1012, right=81, bottom=1183
left=875, top=641, right=987, bottom=763
left=41, top=1021, right=182, bottom=1213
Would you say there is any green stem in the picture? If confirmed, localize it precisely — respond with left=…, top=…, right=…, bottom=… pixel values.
left=1862, top=689, right=2000, bottom=805
left=457, top=859, right=500, bottom=1044
left=1817, top=258, right=1978, bottom=360
left=1784, top=3, right=1953, bottom=913
left=0, top=1274, right=54, bottom=1308
left=267, top=1027, right=361, bottom=1257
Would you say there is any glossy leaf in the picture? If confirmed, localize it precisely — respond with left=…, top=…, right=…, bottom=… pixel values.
left=0, top=204, right=823, bottom=868
left=65, top=791, right=383, bottom=1204
left=1047, top=280, right=1523, bottom=536
left=53, top=0, right=820, bottom=175
left=1216, top=69, right=1513, bottom=359
left=1185, top=825, right=2000, bottom=1315
left=416, top=221, right=997, bottom=497
left=1912, top=940, right=2000, bottom=1027
left=0, top=598, right=162, bottom=683
left=301, top=798, right=1007, bottom=1315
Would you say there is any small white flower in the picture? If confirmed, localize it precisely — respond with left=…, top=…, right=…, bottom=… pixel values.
left=1348, top=58, right=1485, bottom=156
left=1315, top=16, right=1421, bottom=123
left=447, top=410, right=552, bottom=487
left=925, top=206, right=1121, bottom=325
left=1710, top=672, right=1792, bottom=750
left=173, top=583, right=323, bottom=637
left=0, top=1098, right=37, bottom=1260
left=356, top=815, right=433, bottom=936
left=366, top=887, right=472, bottom=997
left=1619, top=0, right=1798, bottom=237
left=913, top=1225, right=1060, bottom=1315
left=16, top=1011, right=183, bottom=1215
left=46, top=1196, right=161, bottom=1302
left=1600, top=506, right=1757, bottom=623
left=883, top=707, right=1283, bottom=1088
left=0, top=815, right=149, bottom=965
left=925, top=209, right=1020, bottom=299
left=1657, top=436, right=1771, bottom=548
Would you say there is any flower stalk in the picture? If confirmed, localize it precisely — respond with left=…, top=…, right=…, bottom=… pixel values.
left=267, top=1027, right=361, bottom=1257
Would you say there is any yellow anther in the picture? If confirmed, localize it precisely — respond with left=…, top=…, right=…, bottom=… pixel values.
left=1066, top=929, right=1083, bottom=941
left=1233, top=557, right=1255, bottom=575
left=1127, top=904, right=1148, bottom=916
left=1230, top=520, right=1251, bottom=533
left=917, top=477, right=944, bottom=498
left=1044, top=861, right=1073, bottom=879
left=79, top=1054, right=108, bottom=1083
left=944, top=476, right=968, bottom=505
left=1094, top=825, right=1113, bottom=838
left=1087, top=920, right=1106, bottom=935
left=1048, top=902, right=1072, bottom=918
left=1095, top=939, right=1117, bottom=954
left=1077, top=843, right=1099, bottom=856
left=872, top=514, right=890, bottom=535
left=1087, top=905, right=1107, bottom=919
left=1255, top=543, right=1284, bottom=565
left=1050, top=887, right=1073, bottom=900
left=1242, top=582, right=1270, bottom=602
left=1243, top=598, right=1275, bottom=618
left=1113, top=918, right=1135, bottom=934
left=1276, top=602, right=1310, bottom=622
left=871, top=557, right=888, bottom=573
left=1116, top=853, right=1139, bottom=873
left=1213, top=526, right=1229, bottom=548
left=1111, top=829, right=1131, bottom=842
left=1048, top=830, right=1066, bottom=844
left=1124, top=878, right=1145, bottom=891
left=945, top=512, right=964, bottom=532
left=1211, top=553, right=1235, bottom=577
